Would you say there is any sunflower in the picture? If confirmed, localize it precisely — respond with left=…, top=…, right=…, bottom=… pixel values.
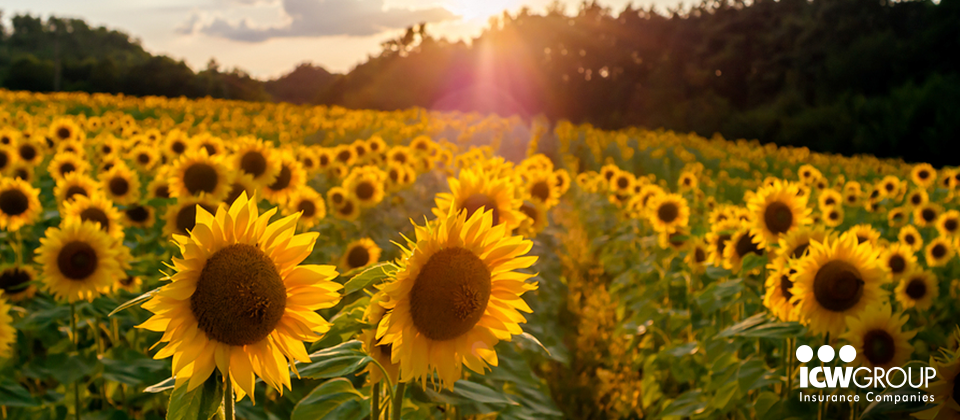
left=722, top=223, right=765, bottom=273
left=128, top=144, right=161, bottom=173
left=48, top=118, right=82, bottom=144
left=915, top=203, right=942, bottom=228
left=326, top=186, right=348, bottom=208
left=263, top=152, right=306, bottom=205
left=609, top=170, right=635, bottom=195
left=887, top=206, right=908, bottom=228
left=221, top=173, right=256, bottom=207
left=9, top=163, right=32, bottom=182
left=879, top=176, right=901, bottom=197
left=840, top=305, right=915, bottom=369
left=881, top=242, right=917, bottom=281
left=47, top=153, right=90, bottom=183
left=647, top=193, right=690, bottom=234
left=912, top=352, right=960, bottom=420
left=115, top=275, right=142, bottom=294
left=938, top=210, right=960, bottom=238
left=298, top=147, right=319, bottom=173
left=911, top=163, right=937, bottom=189
left=333, top=196, right=360, bottom=221
left=554, top=169, right=572, bottom=196
left=0, top=264, right=38, bottom=302
left=376, top=207, right=538, bottom=389
left=360, top=291, right=400, bottom=385
left=817, top=188, right=842, bottom=210
left=0, top=177, right=42, bottom=232
left=516, top=201, right=548, bottom=238
left=100, top=163, right=141, bottom=206
left=284, top=187, right=326, bottom=230
left=55, top=172, right=100, bottom=207
left=899, top=225, right=924, bottom=253
left=0, top=128, right=20, bottom=147
left=62, top=193, right=125, bottom=240
left=15, top=137, right=42, bottom=166
left=334, top=145, right=357, bottom=167
left=194, top=134, right=225, bottom=156
left=600, top=164, right=620, bottom=184
left=684, top=238, right=709, bottom=275
left=658, top=229, right=691, bottom=252
left=138, top=192, right=342, bottom=399
left=385, top=162, right=409, bottom=191
left=895, top=269, right=938, bottom=311
left=123, top=205, right=156, bottom=229
left=147, top=176, right=172, bottom=200
left=764, top=264, right=799, bottom=322
left=906, top=189, right=929, bottom=208
left=523, top=169, right=561, bottom=209
left=340, top=238, right=382, bottom=272
left=925, top=237, right=954, bottom=267
left=433, top=167, right=525, bottom=231
left=748, top=180, right=811, bottom=248
left=163, top=130, right=191, bottom=161
left=35, top=220, right=124, bottom=303
left=848, top=224, right=881, bottom=247
left=705, top=220, right=739, bottom=267
left=0, top=296, right=13, bottom=358
left=0, top=144, right=15, bottom=175
left=169, top=150, right=232, bottom=202
left=367, top=137, right=387, bottom=156
left=233, top=138, right=280, bottom=187
left=344, top=168, right=386, bottom=208
left=162, top=197, right=220, bottom=237
left=790, top=232, right=887, bottom=336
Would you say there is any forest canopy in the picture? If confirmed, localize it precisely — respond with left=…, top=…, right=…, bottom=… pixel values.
left=1, top=0, right=958, bottom=165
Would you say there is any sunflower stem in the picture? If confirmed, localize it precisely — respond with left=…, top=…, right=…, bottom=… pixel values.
left=371, top=382, right=381, bottom=420
left=13, top=230, right=22, bottom=266
left=224, top=377, right=235, bottom=420
left=70, top=303, right=81, bottom=420
left=391, top=382, right=406, bottom=420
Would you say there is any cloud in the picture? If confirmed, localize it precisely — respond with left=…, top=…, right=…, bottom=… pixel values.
left=186, top=0, right=458, bottom=41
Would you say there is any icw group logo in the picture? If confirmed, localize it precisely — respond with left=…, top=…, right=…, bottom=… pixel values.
left=795, top=344, right=937, bottom=404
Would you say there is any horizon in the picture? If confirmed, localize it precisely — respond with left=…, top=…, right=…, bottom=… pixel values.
left=1, top=0, right=684, bottom=80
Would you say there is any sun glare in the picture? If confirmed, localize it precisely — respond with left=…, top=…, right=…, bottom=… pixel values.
left=449, top=0, right=517, bottom=20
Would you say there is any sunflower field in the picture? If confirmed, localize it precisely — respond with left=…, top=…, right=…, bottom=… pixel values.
left=1, top=88, right=959, bottom=420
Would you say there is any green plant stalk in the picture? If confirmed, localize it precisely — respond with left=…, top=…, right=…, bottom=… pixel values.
left=224, top=377, right=235, bottom=420
left=372, top=382, right=381, bottom=420
left=392, top=382, right=406, bottom=420
left=70, top=303, right=80, bottom=420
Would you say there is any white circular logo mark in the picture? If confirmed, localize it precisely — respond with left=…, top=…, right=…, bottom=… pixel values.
left=796, top=345, right=813, bottom=363
left=818, top=345, right=835, bottom=362
left=839, top=345, right=857, bottom=363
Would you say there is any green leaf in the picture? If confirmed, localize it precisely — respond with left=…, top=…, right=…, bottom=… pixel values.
left=695, top=279, right=743, bottom=313
left=109, top=286, right=162, bottom=317
left=166, top=375, right=223, bottom=420
left=753, top=391, right=780, bottom=418
left=740, top=253, right=767, bottom=273
left=515, top=332, right=552, bottom=356
left=101, top=355, right=168, bottom=386
left=145, top=377, right=176, bottom=393
left=299, top=355, right=372, bottom=379
left=705, top=266, right=732, bottom=279
left=290, top=378, right=363, bottom=420
left=717, top=313, right=805, bottom=339
left=448, top=381, right=517, bottom=405
left=0, top=376, right=38, bottom=407
left=342, top=262, right=396, bottom=295
left=47, top=352, right=97, bottom=385
left=659, top=390, right=706, bottom=417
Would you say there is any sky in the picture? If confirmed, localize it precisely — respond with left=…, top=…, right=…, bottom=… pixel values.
left=2, top=0, right=682, bottom=79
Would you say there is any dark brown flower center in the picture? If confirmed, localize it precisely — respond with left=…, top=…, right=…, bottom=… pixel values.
left=764, top=201, right=794, bottom=235
left=297, top=200, right=316, bottom=218
left=945, top=219, right=959, bottom=233
left=19, top=144, right=36, bottom=161
left=337, top=150, right=352, bottom=162
left=780, top=274, right=794, bottom=301
left=172, top=141, right=186, bottom=154
left=918, top=170, right=929, bottom=179
left=201, top=144, right=217, bottom=155
left=658, top=202, right=679, bottom=223
left=531, top=181, right=551, bottom=201
left=240, top=151, right=267, bottom=177
left=904, top=234, right=916, bottom=245
left=347, top=245, right=371, bottom=269
left=109, top=177, right=129, bottom=197
left=735, top=233, right=762, bottom=258
left=184, top=163, right=219, bottom=195
left=65, top=185, right=88, bottom=201
left=0, top=189, right=29, bottom=216
left=57, top=241, right=99, bottom=280
left=888, top=255, right=906, bottom=274
left=905, top=278, right=927, bottom=300
left=616, top=176, right=629, bottom=189
left=355, top=182, right=375, bottom=200
left=59, top=162, right=76, bottom=176
left=190, top=244, right=286, bottom=346
left=268, top=165, right=292, bottom=191
left=716, top=234, right=732, bottom=256
left=862, top=329, right=896, bottom=366
left=175, top=203, right=216, bottom=234
left=694, top=248, right=706, bottom=263
left=409, top=247, right=491, bottom=341
left=791, top=243, right=810, bottom=259
left=125, top=206, right=150, bottom=223
left=57, top=127, right=71, bottom=139
left=922, top=208, right=936, bottom=223
left=154, top=185, right=170, bottom=199
left=461, top=193, right=500, bottom=225
left=80, top=208, right=110, bottom=232
left=813, top=260, right=864, bottom=312
left=932, top=244, right=947, bottom=259
left=0, top=267, right=32, bottom=293
left=337, top=200, right=355, bottom=216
